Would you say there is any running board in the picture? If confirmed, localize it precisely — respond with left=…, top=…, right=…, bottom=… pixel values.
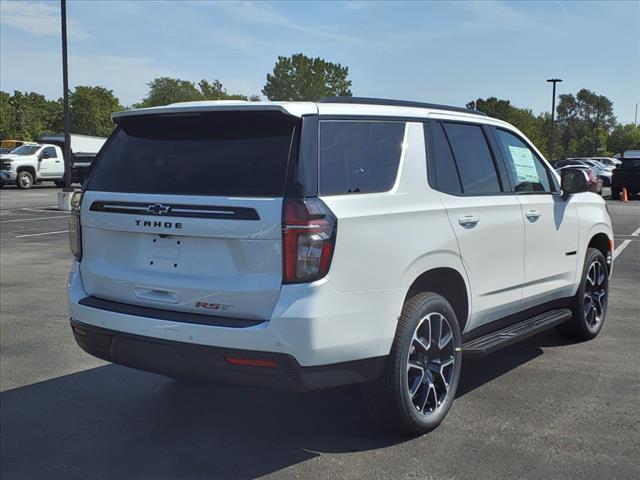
left=462, top=308, right=572, bottom=358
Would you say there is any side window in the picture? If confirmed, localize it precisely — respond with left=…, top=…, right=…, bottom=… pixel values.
left=427, top=122, right=462, bottom=194
left=319, top=121, right=405, bottom=195
left=496, top=129, right=552, bottom=193
left=43, top=147, right=57, bottom=158
left=442, top=123, right=501, bottom=194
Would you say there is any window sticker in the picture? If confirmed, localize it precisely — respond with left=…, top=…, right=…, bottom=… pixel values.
left=508, top=145, right=539, bottom=183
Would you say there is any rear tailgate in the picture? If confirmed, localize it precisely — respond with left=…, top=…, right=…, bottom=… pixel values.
left=80, top=110, right=299, bottom=321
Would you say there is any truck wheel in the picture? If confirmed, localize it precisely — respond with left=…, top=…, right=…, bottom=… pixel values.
left=557, top=248, right=609, bottom=341
left=16, top=171, right=34, bottom=189
left=54, top=180, right=66, bottom=188
left=378, top=292, right=462, bottom=435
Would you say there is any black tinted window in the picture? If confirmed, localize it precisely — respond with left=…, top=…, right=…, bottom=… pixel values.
left=428, top=122, right=461, bottom=194
left=86, top=111, right=296, bottom=197
left=496, top=129, right=552, bottom=193
left=319, top=121, right=405, bottom=195
left=43, top=147, right=57, bottom=158
left=443, top=123, right=501, bottom=194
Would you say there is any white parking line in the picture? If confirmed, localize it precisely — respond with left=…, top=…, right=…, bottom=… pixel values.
left=613, top=226, right=640, bottom=259
left=1, top=215, right=69, bottom=224
left=15, top=230, right=69, bottom=238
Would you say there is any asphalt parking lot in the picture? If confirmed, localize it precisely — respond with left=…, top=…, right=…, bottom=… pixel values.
left=1, top=187, right=639, bottom=480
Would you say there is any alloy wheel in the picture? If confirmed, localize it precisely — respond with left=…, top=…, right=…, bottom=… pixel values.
left=584, top=259, right=607, bottom=331
left=406, top=312, right=456, bottom=416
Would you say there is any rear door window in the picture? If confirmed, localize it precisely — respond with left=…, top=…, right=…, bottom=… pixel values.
left=427, top=122, right=462, bottom=194
left=86, top=111, right=297, bottom=197
left=319, top=121, right=405, bottom=195
left=495, top=129, right=554, bottom=193
left=442, top=123, right=501, bottom=194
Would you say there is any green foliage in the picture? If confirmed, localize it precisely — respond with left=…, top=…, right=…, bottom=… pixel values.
left=607, top=124, right=640, bottom=156
left=69, top=86, right=123, bottom=137
left=0, top=91, right=62, bottom=141
left=468, top=89, right=624, bottom=161
left=134, top=77, right=248, bottom=108
left=555, top=89, right=616, bottom=157
left=467, top=97, right=545, bottom=148
left=262, top=53, right=352, bottom=101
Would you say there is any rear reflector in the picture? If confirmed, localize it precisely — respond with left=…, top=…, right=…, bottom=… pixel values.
left=225, top=356, right=278, bottom=368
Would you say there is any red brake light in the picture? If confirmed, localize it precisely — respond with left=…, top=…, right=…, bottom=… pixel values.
left=225, top=356, right=278, bottom=368
left=282, top=198, right=337, bottom=284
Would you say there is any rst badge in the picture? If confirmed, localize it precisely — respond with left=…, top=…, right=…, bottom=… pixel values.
left=195, top=301, right=233, bottom=311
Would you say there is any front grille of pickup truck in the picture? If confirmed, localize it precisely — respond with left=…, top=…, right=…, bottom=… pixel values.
left=0, top=160, right=10, bottom=171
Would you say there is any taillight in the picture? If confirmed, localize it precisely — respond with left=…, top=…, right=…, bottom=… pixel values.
left=282, top=198, right=337, bottom=284
left=69, top=191, right=83, bottom=261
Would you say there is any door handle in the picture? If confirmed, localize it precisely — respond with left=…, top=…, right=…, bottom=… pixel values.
left=525, top=210, right=541, bottom=221
left=458, top=216, right=479, bottom=228
left=54, top=160, right=61, bottom=163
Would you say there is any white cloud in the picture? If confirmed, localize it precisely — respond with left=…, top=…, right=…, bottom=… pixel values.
left=0, top=1, right=91, bottom=40
left=203, top=1, right=367, bottom=47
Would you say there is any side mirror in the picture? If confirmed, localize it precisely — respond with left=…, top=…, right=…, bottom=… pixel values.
left=561, top=168, right=589, bottom=198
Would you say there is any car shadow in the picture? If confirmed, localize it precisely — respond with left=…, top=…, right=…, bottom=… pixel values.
left=1, top=329, right=575, bottom=479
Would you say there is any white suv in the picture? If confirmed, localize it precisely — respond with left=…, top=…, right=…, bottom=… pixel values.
left=68, top=98, right=613, bottom=434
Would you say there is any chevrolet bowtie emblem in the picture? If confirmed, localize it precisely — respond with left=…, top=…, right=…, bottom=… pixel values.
left=146, top=203, right=171, bottom=215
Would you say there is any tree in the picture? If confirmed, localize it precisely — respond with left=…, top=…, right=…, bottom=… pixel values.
left=555, top=89, right=617, bottom=157
left=1, top=91, right=62, bottom=141
left=134, top=77, right=248, bottom=108
left=134, top=77, right=202, bottom=108
left=0, top=91, right=14, bottom=139
left=262, top=53, right=352, bottom=101
left=198, top=79, right=247, bottom=101
left=466, top=97, right=546, bottom=147
left=607, top=124, right=640, bottom=155
left=69, top=86, right=123, bottom=137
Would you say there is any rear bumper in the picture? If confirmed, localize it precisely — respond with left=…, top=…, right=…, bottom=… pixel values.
left=70, top=319, right=385, bottom=391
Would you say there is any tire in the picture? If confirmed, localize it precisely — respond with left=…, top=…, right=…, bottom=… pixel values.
left=378, top=292, right=462, bottom=435
left=557, top=248, right=609, bottom=340
left=16, top=171, right=34, bottom=189
left=54, top=180, right=66, bottom=188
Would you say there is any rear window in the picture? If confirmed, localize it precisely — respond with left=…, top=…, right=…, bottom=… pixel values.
left=319, top=121, right=405, bottom=195
left=86, top=111, right=297, bottom=197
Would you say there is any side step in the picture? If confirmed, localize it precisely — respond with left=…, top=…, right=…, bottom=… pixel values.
left=462, top=308, right=572, bottom=358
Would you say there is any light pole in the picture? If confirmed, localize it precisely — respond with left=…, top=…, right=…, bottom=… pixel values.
left=61, top=0, right=71, bottom=187
left=547, top=78, right=562, bottom=161
left=635, top=102, right=639, bottom=126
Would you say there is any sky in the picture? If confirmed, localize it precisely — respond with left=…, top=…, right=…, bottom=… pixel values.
left=1, top=0, right=638, bottom=123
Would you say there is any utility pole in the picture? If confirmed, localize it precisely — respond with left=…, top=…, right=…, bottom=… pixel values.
left=61, top=0, right=71, bottom=187
left=635, top=102, right=639, bottom=126
left=546, top=78, right=562, bottom=161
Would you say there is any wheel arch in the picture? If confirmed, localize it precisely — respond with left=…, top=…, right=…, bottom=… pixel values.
left=404, top=267, right=470, bottom=333
left=588, top=232, right=611, bottom=260
left=16, top=165, right=37, bottom=178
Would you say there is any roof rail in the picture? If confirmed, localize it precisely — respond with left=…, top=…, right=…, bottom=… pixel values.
left=319, top=97, right=487, bottom=116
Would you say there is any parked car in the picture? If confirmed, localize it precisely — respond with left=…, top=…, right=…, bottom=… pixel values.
left=578, top=160, right=613, bottom=187
left=0, top=134, right=106, bottom=189
left=555, top=162, right=604, bottom=194
left=569, top=157, right=620, bottom=169
left=68, top=98, right=613, bottom=435
left=611, top=151, right=640, bottom=199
